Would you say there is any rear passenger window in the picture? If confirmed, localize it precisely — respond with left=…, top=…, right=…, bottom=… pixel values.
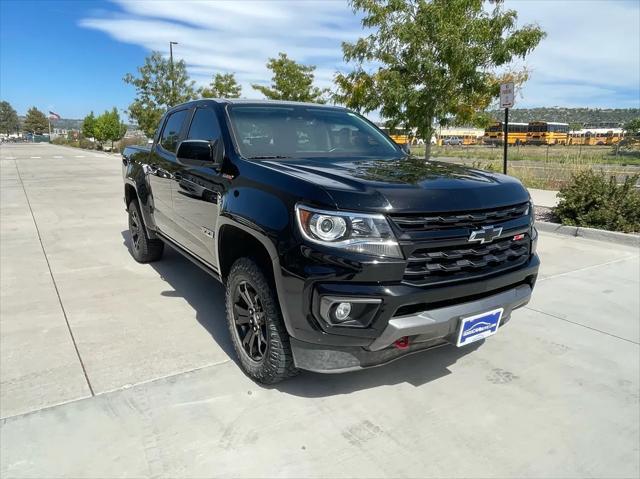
left=187, top=108, right=221, bottom=141
left=160, top=109, right=188, bottom=153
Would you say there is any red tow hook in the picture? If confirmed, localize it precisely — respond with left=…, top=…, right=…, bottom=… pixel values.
left=394, top=336, right=410, bottom=350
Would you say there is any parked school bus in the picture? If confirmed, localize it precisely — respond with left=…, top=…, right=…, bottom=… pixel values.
left=569, top=129, right=624, bottom=146
left=483, top=122, right=528, bottom=146
left=568, top=130, right=586, bottom=146
left=527, top=121, right=569, bottom=145
left=438, top=133, right=481, bottom=146
left=607, top=129, right=624, bottom=145
left=379, top=127, right=411, bottom=145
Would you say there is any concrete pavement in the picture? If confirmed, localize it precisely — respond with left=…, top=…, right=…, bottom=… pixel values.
left=1, top=143, right=639, bottom=478
left=528, top=188, right=559, bottom=208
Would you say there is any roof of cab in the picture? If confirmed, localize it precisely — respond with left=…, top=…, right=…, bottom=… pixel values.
left=170, top=98, right=347, bottom=111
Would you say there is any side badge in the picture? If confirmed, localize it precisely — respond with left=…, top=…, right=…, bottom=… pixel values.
left=200, top=227, right=214, bottom=239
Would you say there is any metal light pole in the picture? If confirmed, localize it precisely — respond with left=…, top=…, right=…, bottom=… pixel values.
left=169, top=41, right=178, bottom=106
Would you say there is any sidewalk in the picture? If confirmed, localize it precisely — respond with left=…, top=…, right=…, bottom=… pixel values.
left=528, top=188, right=559, bottom=208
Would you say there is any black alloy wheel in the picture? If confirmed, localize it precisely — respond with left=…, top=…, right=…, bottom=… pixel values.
left=127, top=199, right=164, bottom=263
left=232, top=281, right=268, bottom=362
left=129, top=207, right=142, bottom=253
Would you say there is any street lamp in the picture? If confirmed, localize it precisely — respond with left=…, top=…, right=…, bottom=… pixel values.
left=169, top=41, right=179, bottom=106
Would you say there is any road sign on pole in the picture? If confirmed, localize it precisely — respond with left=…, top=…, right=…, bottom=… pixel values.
left=500, top=82, right=515, bottom=174
left=500, top=82, right=515, bottom=109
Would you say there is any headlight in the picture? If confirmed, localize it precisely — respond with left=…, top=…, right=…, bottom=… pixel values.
left=295, top=205, right=403, bottom=259
left=526, top=200, right=536, bottom=225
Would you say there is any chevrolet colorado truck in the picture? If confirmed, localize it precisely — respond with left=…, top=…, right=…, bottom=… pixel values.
left=122, top=99, right=539, bottom=384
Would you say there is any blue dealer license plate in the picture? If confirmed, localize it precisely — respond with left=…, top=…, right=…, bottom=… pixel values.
left=456, top=308, right=503, bottom=347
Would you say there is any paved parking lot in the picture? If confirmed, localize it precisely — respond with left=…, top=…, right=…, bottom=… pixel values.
left=1, top=143, right=639, bottom=478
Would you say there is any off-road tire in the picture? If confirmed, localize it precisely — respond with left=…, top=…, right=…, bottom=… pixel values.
left=128, top=199, right=164, bottom=263
left=225, top=258, right=299, bottom=384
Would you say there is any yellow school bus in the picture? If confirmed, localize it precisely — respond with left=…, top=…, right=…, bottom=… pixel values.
left=389, top=133, right=410, bottom=145
left=568, top=130, right=586, bottom=145
left=527, top=121, right=569, bottom=145
left=483, top=122, right=528, bottom=146
left=439, top=133, right=482, bottom=146
left=379, top=127, right=410, bottom=145
left=607, top=129, right=624, bottom=145
left=570, top=128, right=624, bottom=146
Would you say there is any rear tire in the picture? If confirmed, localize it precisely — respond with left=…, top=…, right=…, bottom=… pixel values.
left=225, top=258, right=299, bottom=384
left=128, top=199, right=164, bottom=263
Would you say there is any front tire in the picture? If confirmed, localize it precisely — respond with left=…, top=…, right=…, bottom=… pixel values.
left=128, top=199, right=164, bottom=263
left=225, top=258, right=299, bottom=384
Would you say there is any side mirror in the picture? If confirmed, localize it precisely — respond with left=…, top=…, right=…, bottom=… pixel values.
left=176, top=139, right=223, bottom=167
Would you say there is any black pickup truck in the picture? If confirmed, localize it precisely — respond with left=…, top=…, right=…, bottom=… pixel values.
left=122, top=99, right=539, bottom=383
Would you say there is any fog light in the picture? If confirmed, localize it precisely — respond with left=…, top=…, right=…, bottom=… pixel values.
left=318, top=296, right=382, bottom=327
left=334, top=302, right=351, bottom=321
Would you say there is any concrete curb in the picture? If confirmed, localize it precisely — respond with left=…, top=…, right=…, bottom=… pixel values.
left=537, top=221, right=640, bottom=248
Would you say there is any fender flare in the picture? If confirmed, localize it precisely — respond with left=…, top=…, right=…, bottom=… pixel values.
left=124, top=170, right=159, bottom=239
left=215, top=216, right=295, bottom=335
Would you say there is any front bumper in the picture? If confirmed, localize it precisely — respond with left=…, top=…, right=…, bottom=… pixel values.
left=291, top=282, right=532, bottom=372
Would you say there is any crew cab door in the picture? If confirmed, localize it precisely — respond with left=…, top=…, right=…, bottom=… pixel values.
left=148, top=108, right=189, bottom=237
left=172, top=105, right=228, bottom=268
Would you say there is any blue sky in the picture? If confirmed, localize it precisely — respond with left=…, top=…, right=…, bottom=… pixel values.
left=1, top=0, right=639, bottom=120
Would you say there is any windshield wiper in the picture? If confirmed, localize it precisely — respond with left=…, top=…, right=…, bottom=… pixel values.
left=246, top=155, right=292, bottom=159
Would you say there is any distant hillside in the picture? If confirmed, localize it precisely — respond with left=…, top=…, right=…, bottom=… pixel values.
left=486, top=108, right=639, bottom=126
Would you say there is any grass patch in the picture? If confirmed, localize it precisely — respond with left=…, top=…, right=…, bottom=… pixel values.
left=412, top=144, right=640, bottom=166
left=409, top=145, right=640, bottom=190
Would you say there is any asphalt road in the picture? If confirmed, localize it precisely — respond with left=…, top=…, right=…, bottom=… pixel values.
left=1, top=143, right=639, bottom=478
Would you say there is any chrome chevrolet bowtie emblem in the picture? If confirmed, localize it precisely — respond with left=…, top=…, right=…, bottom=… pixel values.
left=468, top=225, right=503, bottom=244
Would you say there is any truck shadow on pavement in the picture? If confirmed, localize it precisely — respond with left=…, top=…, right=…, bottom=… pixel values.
left=122, top=231, right=482, bottom=397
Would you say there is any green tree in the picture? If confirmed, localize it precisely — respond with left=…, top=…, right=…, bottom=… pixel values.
left=124, top=51, right=197, bottom=137
left=622, top=117, right=640, bottom=148
left=569, top=122, right=583, bottom=132
left=252, top=52, right=328, bottom=103
left=82, top=111, right=97, bottom=139
left=201, top=73, right=242, bottom=98
left=95, top=108, right=127, bottom=150
left=623, top=118, right=640, bottom=136
left=334, top=0, right=545, bottom=159
left=22, top=106, right=49, bottom=135
left=0, top=101, right=20, bottom=135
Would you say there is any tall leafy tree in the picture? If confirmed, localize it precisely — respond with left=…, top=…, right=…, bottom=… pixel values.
left=82, top=111, right=97, bottom=139
left=623, top=118, right=640, bottom=137
left=22, top=107, right=49, bottom=135
left=95, top=108, right=127, bottom=150
left=252, top=52, right=328, bottom=103
left=334, top=0, right=545, bottom=159
left=201, top=73, right=242, bottom=98
left=0, top=101, right=20, bottom=135
left=622, top=117, right=640, bottom=147
left=124, top=51, right=197, bottom=137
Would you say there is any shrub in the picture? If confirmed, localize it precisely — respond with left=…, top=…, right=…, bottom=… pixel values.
left=51, top=137, right=69, bottom=146
left=555, top=170, right=640, bottom=233
left=78, top=138, right=95, bottom=149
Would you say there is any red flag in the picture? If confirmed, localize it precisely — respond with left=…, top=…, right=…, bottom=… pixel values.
left=49, top=111, right=61, bottom=120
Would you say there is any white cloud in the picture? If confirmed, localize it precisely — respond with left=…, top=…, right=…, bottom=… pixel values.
left=509, top=0, right=640, bottom=107
left=80, top=0, right=361, bottom=97
left=80, top=0, right=640, bottom=108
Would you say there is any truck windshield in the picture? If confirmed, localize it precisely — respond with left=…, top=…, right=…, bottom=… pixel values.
left=227, top=105, right=402, bottom=160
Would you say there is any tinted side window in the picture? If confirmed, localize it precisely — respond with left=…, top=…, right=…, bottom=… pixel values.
left=187, top=108, right=221, bottom=141
left=160, top=109, right=188, bottom=153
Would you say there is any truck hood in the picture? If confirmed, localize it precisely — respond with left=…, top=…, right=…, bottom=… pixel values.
left=262, top=157, right=530, bottom=213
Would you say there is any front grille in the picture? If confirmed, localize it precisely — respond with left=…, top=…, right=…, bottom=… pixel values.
left=391, top=202, right=529, bottom=232
left=403, top=235, right=530, bottom=286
